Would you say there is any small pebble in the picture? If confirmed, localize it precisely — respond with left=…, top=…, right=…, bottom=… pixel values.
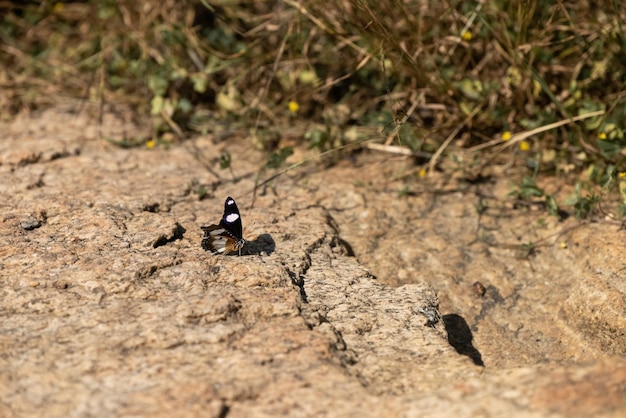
left=21, top=217, right=41, bottom=230
left=472, top=281, right=487, bottom=297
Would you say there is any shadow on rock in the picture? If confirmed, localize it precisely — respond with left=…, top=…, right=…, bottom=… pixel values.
left=443, top=314, right=484, bottom=366
left=243, top=233, right=275, bottom=255
left=153, top=223, right=186, bottom=248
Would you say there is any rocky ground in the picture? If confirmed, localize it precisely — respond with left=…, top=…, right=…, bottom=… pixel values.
left=1, top=105, right=625, bottom=417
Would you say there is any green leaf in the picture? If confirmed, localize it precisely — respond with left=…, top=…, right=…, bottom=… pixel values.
left=518, top=176, right=545, bottom=199
left=191, top=73, right=208, bottom=93
left=219, top=152, right=231, bottom=169
left=266, top=147, right=294, bottom=169
left=597, top=138, right=623, bottom=159
left=148, top=75, right=169, bottom=97
left=150, top=96, right=164, bottom=115
left=545, top=195, right=559, bottom=217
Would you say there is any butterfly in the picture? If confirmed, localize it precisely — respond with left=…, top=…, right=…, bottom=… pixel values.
left=201, top=196, right=246, bottom=255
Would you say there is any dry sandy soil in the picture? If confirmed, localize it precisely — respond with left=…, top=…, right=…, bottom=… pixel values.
left=1, top=105, right=625, bottom=417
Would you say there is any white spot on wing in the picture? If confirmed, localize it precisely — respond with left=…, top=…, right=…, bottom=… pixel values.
left=225, top=213, right=239, bottom=223
left=226, top=198, right=235, bottom=205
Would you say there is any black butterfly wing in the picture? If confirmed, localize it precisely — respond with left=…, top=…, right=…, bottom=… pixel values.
left=219, top=196, right=243, bottom=240
left=201, top=196, right=245, bottom=255
left=201, top=225, right=239, bottom=254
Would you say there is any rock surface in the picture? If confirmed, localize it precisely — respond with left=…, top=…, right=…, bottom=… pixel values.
left=1, top=106, right=625, bottom=417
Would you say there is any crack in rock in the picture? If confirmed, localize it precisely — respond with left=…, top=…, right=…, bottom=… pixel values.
left=281, top=207, right=455, bottom=394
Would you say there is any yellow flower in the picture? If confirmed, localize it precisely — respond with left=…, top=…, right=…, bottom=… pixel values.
left=288, top=101, right=300, bottom=114
left=598, top=132, right=607, bottom=140
left=519, top=140, right=530, bottom=151
left=502, top=131, right=512, bottom=141
left=418, top=168, right=427, bottom=178
left=462, top=31, right=472, bottom=41
left=619, top=172, right=626, bottom=179
left=146, top=139, right=155, bottom=149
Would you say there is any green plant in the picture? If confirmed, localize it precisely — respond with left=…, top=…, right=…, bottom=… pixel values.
left=2, top=0, right=626, bottom=206
left=511, top=176, right=546, bottom=201
left=565, top=183, right=601, bottom=219
left=266, top=147, right=294, bottom=169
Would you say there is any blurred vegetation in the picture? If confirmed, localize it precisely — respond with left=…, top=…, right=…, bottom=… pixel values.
left=1, top=0, right=626, bottom=217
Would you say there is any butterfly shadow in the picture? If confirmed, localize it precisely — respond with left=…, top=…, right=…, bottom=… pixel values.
left=442, top=313, right=484, bottom=366
left=242, top=233, right=276, bottom=256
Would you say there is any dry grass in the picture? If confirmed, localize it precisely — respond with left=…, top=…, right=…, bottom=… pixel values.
left=1, top=0, right=626, bottom=216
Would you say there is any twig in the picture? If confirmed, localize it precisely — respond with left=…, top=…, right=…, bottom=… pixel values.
left=441, top=3, right=482, bottom=66
left=283, top=0, right=370, bottom=57
left=383, top=93, right=423, bottom=145
left=469, top=110, right=606, bottom=153
left=364, top=142, right=433, bottom=159
left=428, top=104, right=483, bottom=174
